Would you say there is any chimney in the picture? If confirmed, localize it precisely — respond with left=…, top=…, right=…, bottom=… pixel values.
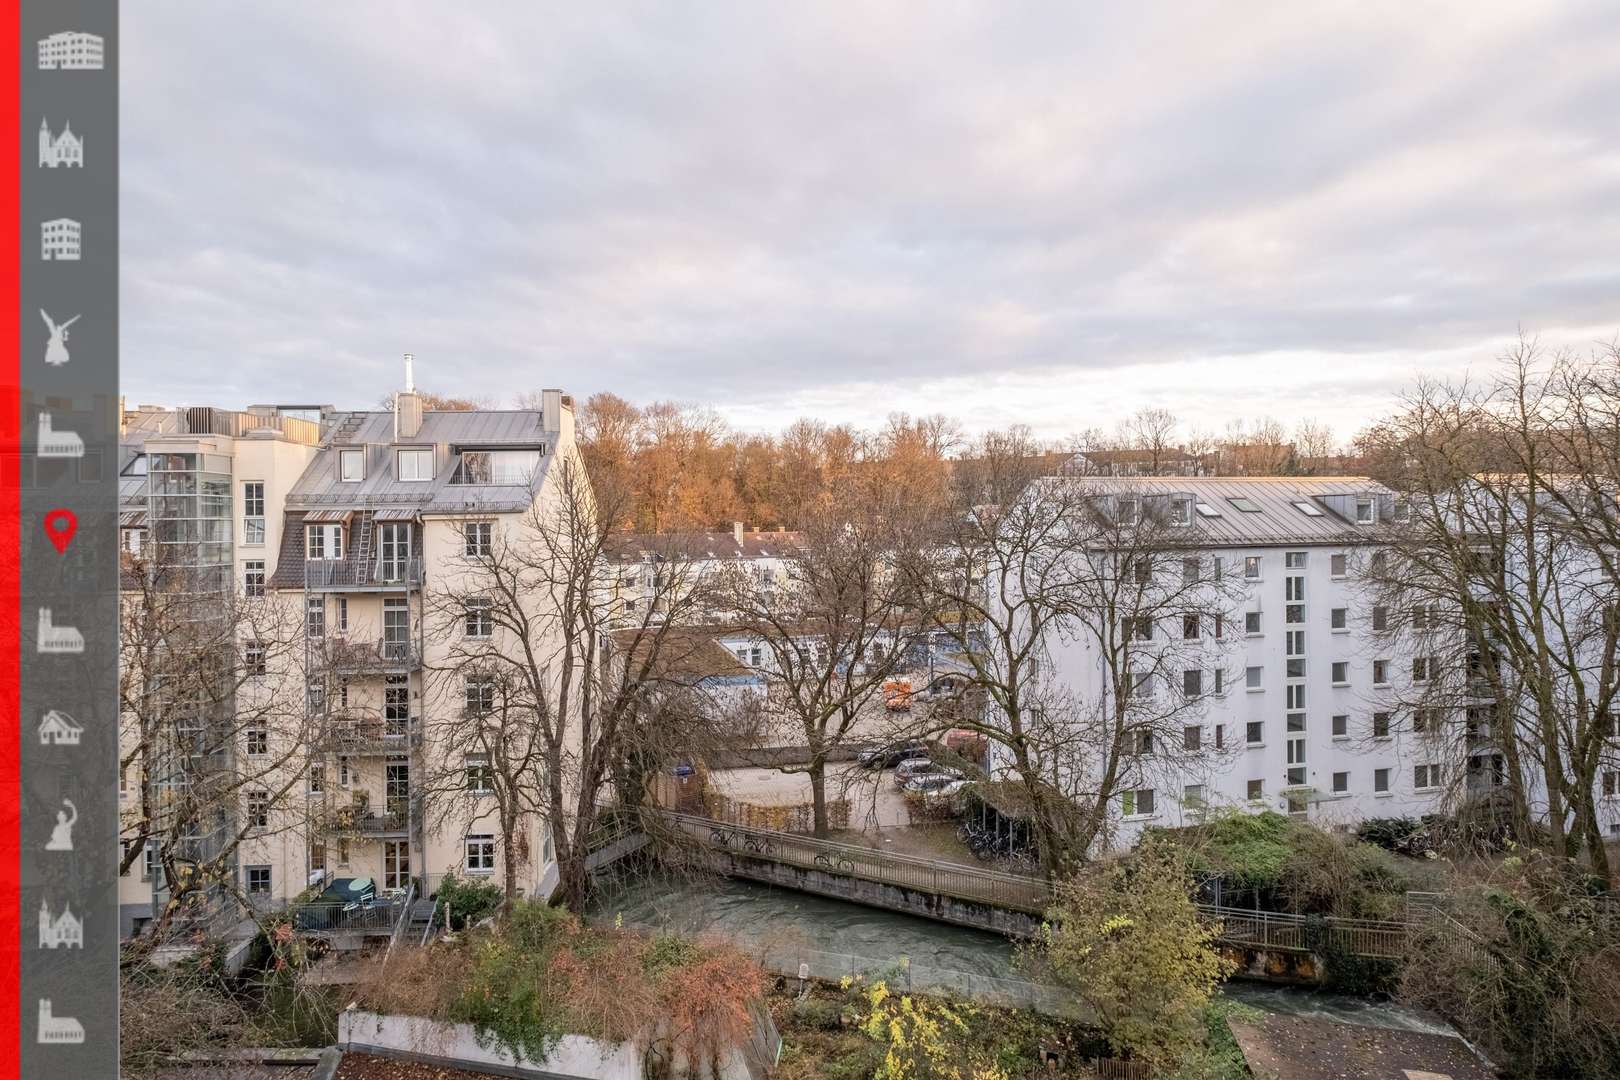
left=540, top=389, right=561, bottom=432
left=733, top=521, right=745, bottom=546
left=395, top=353, right=423, bottom=439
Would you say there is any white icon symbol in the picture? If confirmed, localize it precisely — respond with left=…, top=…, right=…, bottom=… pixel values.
left=41, top=310, right=79, bottom=367
left=37, top=999, right=85, bottom=1045
left=38, top=413, right=85, bottom=458
left=45, top=799, right=77, bottom=852
left=39, top=118, right=83, bottom=168
left=38, top=31, right=104, bottom=71
left=38, top=609, right=86, bottom=655
left=39, top=710, right=82, bottom=746
left=39, top=900, right=83, bottom=949
left=41, top=218, right=81, bottom=261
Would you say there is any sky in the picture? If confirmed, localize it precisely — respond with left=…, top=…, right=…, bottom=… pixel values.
left=122, top=2, right=1620, bottom=445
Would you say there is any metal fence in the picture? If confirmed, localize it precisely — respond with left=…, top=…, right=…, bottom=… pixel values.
left=649, top=809, right=1051, bottom=913
left=1197, top=905, right=1409, bottom=959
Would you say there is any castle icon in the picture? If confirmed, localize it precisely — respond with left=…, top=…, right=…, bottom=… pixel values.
left=39, top=900, right=83, bottom=949
left=39, top=118, right=83, bottom=168
left=38, top=609, right=85, bottom=655
left=37, top=999, right=85, bottom=1045
left=41, top=217, right=81, bottom=261
left=39, top=710, right=82, bottom=746
left=38, top=413, right=85, bottom=458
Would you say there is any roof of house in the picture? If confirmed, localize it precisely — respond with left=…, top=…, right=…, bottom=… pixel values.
left=604, top=529, right=805, bottom=564
left=1049, top=475, right=1396, bottom=547
left=282, top=409, right=556, bottom=515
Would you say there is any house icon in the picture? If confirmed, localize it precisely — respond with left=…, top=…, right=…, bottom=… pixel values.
left=38, top=710, right=82, bottom=746
left=39, top=900, right=83, bottom=949
left=39, top=118, right=83, bottom=168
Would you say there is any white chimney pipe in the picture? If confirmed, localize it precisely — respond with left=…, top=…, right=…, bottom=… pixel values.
left=403, top=353, right=415, bottom=394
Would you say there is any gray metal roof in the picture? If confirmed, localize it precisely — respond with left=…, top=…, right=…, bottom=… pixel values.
left=283, top=409, right=556, bottom=514
left=1052, top=475, right=1396, bottom=547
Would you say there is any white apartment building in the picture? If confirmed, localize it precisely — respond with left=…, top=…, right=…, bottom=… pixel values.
left=1015, top=476, right=1529, bottom=852
left=603, top=523, right=803, bottom=625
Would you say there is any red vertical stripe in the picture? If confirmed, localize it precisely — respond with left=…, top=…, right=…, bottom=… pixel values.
left=0, top=5, right=21, bottom=1074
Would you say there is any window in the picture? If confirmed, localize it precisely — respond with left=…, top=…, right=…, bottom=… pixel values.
left=1355, top=497, right=1375, bottom=524
left=1414, top=764, right=1441, bottom=790
left=339, top=448, right=365, bottom=482
left=1182, top=669, right=1203, bottom=697
left=1412, top=657, right=1434, bottom=682
left=1246, top=665, right=1263, bottom=690
left=1246, top=779, right=1264, bottom=800
left=1293, top=501, right=1325, bottom=517
left=1371, top=550, right=1388, bottom=572
left=308, top=762, right=325, bottom=794
left=1116, top=497, right=1139, bottom=525
left=1286, top=684, right=1305, bottom=710
left=1330, top=553, right=1347, bottom=577
left=306, top=678, right=327, bottom=712
left=243, top=481, right=265, bottom=545
left=1414, top=708, right=1440, bottom=734
left=306, top=597, right=325, bottom=638
left=1214, top=723, right=1225, bottom=749
left=1195, top=502, right=1221, bottom=518
left=1374, top=768, right=1390, bottom=793
left=1183, top=784, right=1206, bottom=806
left=244, top=641, right=266, bottom=677
left=1182, top=614, right=1200, bottom=639
left=1130, top=728, right=1154, bottom=755
left=1287, top=712, right=1306, bottom=733
left=245, top=726, right=267, bottom=756
left=466, top=754, right=495, bottom=794
left=1285, top=604, right=1304, bottom=624
left=1183, top=725, right=1202, bottom=751
left=1228, top=498, right=1263, bottom=513
left=1213, top=613, right=1224, bottom=638
left=1245, top=611, right=1262, bottom=635
left=1125, top=616, right=1153, bottom=641
left=1373, top=711, right=1392, bottom=738
left=1182, top=557, right=1200, bottom=583
left=463, top=521, right=493, bottom=557
left=244, top=560, right=265, bottom=597
left=1121, top=788, right=1155, bottom=816
left=338, top=756, right=351, bottom=787
left=1372, top=606, right=1388, bottom=632
left=306, top=523, right=343, bottom=560
left=464, top=598, right=494, bottom=638
left=245, top=865, right=271, bottom=896
left=453, top=450, right=542, bottom=485
left=1214, top=668, right=1225, bottom=695
left=1373, top=660, right=1389, bottom=685
left=1131, top=556, right=1151, bottom=584
left=1285, top=551, right=1307, bottom=569
left=246, top=790, right=269, bottom=830
left=397, top=448, right=434, bottom=481
left=121, top=527, right=146, bottom=556
left=1332, top=661, right=1348, bottom=684
left=464, top=674, right=497, bottom=716
left=1393, top=498, right=1411, bottom=523
left=1129, top=671, right=1155, bottom=702
left=1332, top=771, right=1349, bottom=793
left=1286, top=630, right=1305, bottom=657
left=465, top=834, right=496, bottom=873
left=1331, top=607, right=1347, bottom=630
left=1246, top=721, right=1264, bottom=745
left=1285, top=576, right=1305, bottom=602
left=1244, top=556, right=1262, bottom=579
left=1170, top=498, right=1191, bottom=526
left=1604, top=771, right=1619, bottom=798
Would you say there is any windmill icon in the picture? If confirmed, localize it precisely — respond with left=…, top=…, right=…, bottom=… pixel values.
left=41, top=309, right=78, bottom=367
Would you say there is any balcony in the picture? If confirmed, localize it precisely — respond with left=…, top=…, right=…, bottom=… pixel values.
left=315, top=637, right=422, bottom=674
left=319, top=716, right=420, bottom=755
left=304, top=557, right=424, bottom=592
left=321, top=803, right=411, bottom=838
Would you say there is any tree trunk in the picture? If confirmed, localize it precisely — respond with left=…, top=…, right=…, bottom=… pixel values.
left=809, top=759, right=829, bottom=838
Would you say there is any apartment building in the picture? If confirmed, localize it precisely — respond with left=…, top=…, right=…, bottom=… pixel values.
left=603, top=523, right=803, bottom=624
left=117, top=404, right=325, bottom=936
left=1015, top=476, right=1519, bottom=852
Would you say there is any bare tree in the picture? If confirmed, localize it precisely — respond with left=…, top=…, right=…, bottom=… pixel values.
left=1123, top=407, right=1181, bottom=474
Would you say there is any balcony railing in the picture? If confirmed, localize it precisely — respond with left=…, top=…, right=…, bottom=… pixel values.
left=305, top=557, right=424, bottom=591
left=321, top=804, right=410, bottom=837
left=289, top=894, right=410, bottom=936
left=315, top=637, right=421, bottom=672
left=319, top=716, right=420, bottom=754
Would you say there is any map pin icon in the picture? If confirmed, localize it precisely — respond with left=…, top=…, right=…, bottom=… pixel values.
left=44, top=509, right=78, bottom=554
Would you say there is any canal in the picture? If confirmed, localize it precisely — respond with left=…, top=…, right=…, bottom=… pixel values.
left=591, top=872, right=1458, bottom=1034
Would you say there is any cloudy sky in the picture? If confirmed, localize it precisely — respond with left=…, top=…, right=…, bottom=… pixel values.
left=123, top=2, right=1620, bottom=443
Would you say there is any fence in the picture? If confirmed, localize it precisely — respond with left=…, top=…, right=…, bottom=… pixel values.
left=648, top=809, right=1051, bottom=914
left=701, top=792, right=851, bottom=833
left=1198, top=905, right=1409, bottom=960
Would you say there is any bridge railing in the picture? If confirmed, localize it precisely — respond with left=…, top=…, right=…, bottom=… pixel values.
left=1197, top=904, right=1410, bottom=959
left=648, top=809, right=1052, bottom=914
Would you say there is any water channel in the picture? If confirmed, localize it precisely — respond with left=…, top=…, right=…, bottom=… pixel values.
left=590, top=873, right=1457, bottom=1034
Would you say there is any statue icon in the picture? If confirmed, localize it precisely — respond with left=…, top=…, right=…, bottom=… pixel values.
left=41, top=309, right=78, bottom=366
left=45, top=799, right=76, bottom=851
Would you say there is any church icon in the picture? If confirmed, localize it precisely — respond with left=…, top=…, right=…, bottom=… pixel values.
left=37, top=999, right=85, bottom=1045
left=38, top=609, right=86, bottom=655
left=39, top=118, right=83, bottom=168
left=38, top=413, right=85, bottom=458
left=39, top=710, right=82, bottom=746
left=39, top=900, right=83, bottom=949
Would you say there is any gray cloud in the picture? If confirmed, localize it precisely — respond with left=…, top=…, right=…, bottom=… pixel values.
left=123, top=2, right=1620, bottom=437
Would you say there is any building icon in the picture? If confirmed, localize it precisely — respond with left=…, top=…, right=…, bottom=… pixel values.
left=41, top=218, right=81, bottom=261
left=39, top=118, right=83, bottom=168
left=37, top=999, right=85, bottom=1045
left=39, top=900, right=83, bottom=949
left=38, top=710, right=82, bottom=746
left=38, top=610, right=86, bottom=655
left=38, top=32, right=104, bottom=71
left=38, top=413, right=86, bottom=458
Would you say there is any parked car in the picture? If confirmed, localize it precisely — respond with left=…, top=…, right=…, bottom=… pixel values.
left=894, top=758, right=960, bottom=786
left=293, top=876, right=378, bottom=931
left=903, top=774, right=968, bottom=796
left=858, top=740, right=931, bottom=768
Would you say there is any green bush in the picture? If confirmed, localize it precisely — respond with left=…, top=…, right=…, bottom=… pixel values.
left=1355, top=816, right=1423, bottom=852
left=789, top=996, right=842, bottom=1032
left=436, top=874, right=505, bottom=930
left=1198, top=810, right=1295, bottom=892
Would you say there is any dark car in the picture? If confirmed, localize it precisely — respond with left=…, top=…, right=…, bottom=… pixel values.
left=858, top=740, right=932, bottom=769
left=293, top=876, right=378, bottom=930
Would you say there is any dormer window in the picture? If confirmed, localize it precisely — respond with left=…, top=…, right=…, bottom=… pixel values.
left=450, top=449, right=542, bottom=485
left=306, top=523, right=343, bottom=560
left=397, top=448, right=434, bottom=482
left=1116, top=497, right=1139, bottom=525
left=339, top=449, right=365, bottom=482
left=1392, top=497, right=1411, bottom=523
left=1355, top=497, right=1376, bottom=525
left=1169, top=497, right=1191, bottom=526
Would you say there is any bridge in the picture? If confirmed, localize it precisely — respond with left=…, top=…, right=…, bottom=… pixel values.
left=602, top=808, right=1414, bottom=964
